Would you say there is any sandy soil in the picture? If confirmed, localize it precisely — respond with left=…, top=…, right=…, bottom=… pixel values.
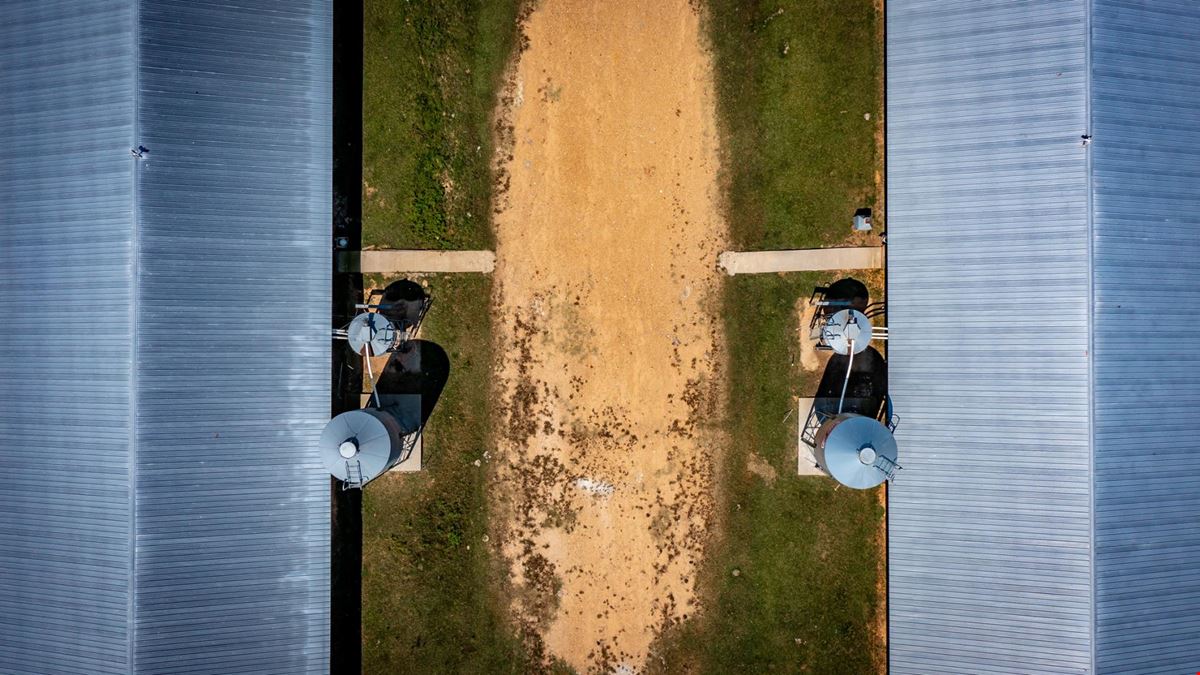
left=489, top=1, right=726, bottom=671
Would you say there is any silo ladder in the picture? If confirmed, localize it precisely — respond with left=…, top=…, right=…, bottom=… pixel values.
left=343, top=459, right=364, bottom=490
left=874, top=455, right=901, bottom=481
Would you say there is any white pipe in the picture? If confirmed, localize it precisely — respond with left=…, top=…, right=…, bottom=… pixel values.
left=363, top=339, right=381, bottom=409
left=838, top=339, right=856, bottom=414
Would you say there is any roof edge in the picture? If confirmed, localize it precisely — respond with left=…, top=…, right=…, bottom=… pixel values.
left=1084, top=0, right=1097, bottom=672
left=127, top=0, right=140, bottom=669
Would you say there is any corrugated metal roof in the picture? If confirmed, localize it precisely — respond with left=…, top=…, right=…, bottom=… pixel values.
left=132, top=1, right=331, bottom=672
left=886, top=1, right=1094, bottom=673
left=1091, top=1, right=1200, bottom=672
left=0, top=2, right=136, bottom=673
left=890, top=0, right=1200, bottom=672
left=1, top=1, right=330, bottom=672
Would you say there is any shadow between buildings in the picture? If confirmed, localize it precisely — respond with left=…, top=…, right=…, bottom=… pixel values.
left=330, top=0, right=362, bottom=670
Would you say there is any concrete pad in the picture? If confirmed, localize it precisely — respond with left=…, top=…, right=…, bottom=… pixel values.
left=338, top=249, right=496, bottom=274
left=388, top=433, right=422, bottom=473
left=796, top=397, right=825, bottom=476
left=718, top=247, right=883, bottom=275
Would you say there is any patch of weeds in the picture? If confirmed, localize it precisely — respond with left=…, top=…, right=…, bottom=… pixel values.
left=707, top=0, right=882, bottom=250
left=363, top=0, right=522, bottom=249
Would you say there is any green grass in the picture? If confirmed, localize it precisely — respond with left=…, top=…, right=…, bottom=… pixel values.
left=648, top=1, right=887, bottom=672
left=363, top=0, right=522, bottom=249
left=361, top=2, right=530, bottom=670
left=361, top=274, right=531, bottom=674
left=654, top=275, right=885, bottom=674
left=709, top=0, right=882, bottom=250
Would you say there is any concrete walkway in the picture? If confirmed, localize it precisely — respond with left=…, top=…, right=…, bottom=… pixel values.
left=337, top=249, right=496, bottom=274
left=718, top=247, right=883, bottom=275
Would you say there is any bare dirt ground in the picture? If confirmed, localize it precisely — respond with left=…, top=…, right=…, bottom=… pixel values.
left=489, top=1, right=726, bottom=671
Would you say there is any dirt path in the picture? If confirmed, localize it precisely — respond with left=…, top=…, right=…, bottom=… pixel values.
left=490, top=1, right=725, bottom=671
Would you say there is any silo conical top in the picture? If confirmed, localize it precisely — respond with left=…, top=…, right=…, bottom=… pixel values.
left=347, top=312, right=396, bottom=356
left=819, top=414, right=898, bottom=489
left=320, top=409, right=398, bottom=483
left=822, top=309, right=872, bottom=355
